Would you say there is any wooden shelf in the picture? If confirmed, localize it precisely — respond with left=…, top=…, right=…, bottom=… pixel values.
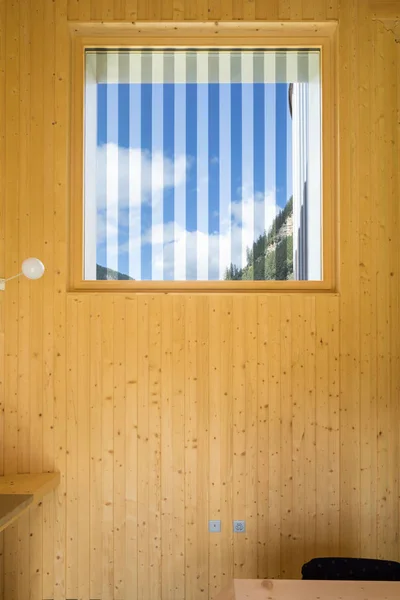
left=0, top=473, right=60, bottom=533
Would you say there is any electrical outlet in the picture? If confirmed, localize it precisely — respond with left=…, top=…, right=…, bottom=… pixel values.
left=233, top=520, right=246, bottom=533
left=209, top=520, right=221, bottom=533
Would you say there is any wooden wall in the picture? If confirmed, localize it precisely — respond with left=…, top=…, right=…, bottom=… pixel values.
left=0, top=0, right=399, bottom=599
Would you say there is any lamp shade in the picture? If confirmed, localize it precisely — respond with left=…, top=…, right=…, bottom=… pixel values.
left=21, top=258, right=45, bottom=280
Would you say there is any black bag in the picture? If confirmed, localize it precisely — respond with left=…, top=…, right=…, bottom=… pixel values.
left=302, top=557, right=400, bottom=581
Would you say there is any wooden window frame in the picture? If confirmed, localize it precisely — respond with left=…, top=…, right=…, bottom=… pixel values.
left=70, top=21, right=338, bottom=293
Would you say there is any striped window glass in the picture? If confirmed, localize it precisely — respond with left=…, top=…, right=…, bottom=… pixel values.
left=84, top=49, right=321, bottom=282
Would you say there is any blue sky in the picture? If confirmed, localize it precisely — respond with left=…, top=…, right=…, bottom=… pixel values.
left=94, top=81, right=292, bottom=280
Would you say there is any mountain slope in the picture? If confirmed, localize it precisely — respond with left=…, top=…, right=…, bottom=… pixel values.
left=224, top=196, right=294, bottom=281
left=96, top=264, right=134, bottom=281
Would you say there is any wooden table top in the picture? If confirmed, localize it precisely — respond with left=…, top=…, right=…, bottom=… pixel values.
left=216, top=578, right=400, bottom=599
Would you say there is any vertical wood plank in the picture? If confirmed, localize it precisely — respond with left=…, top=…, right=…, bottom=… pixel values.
left=29, top=4, right=45, bottom=596
left=220, top=0, right=233, bottom=18
left=171, top=296, right=185, bottom=600
left=29, top=0, right=44, bottom=478
left=0, top=10, right=5, bottom=567
left=328, top=297, right=340, bottom=554
left=4, top=0, right=20, bottom=596
left=267, top=296, right=281, bottom=578
left=90, top=0, right=106, bottom=20
left=148, top=296, right=162, bottom=600
left=196, top=296, right=209, bottom=600
left=220, top=297, right=233, bottom=588
left=312, top=0, right=327, bottom=20
left=3, top=525, right=17, bottom=600
left=375, top=22, right=398, bottom=561
left=386, top=22, right=399, bottom=562
left=113, top=0, right=126, bottom=19
left=326, top=0, right=338, bottom=20
left=257, top=298, right=269, bottom=579
left=4, top=0, right=20, bottom=481
left=389, top=26, right=400, bottom=565
left=53, top=1, right=68, bottom=598
left=161, top=0, right=173, bottom=19
left=316, top=296, right=332, bottom=557
left=161, top=295, right=175, bottom=600
left=42, top=0, right=55, bottom=597
left=231, top=295, right=246, bottom=579
left=29, top=477, right=44, bottom=598
left=243, top=0, right=256, bottom=19
left=78, top=0, right=92, bottom=20
left=137, top=296, right=149, bottom=600
left=209, top=296, right=222, bottom=599
left=101, top=295, right=114, bottom=600
left=0, top=5, right=4, bottom=584
left=113, top=295, right=126, bottom=600
left=18, top=0, right=31, bottom=478
left=68, top=0, right=80, bottom=20
left=244, top=297, right=258, bottom=578
left=304, top=297, right=316, bottom=563
left=89, top=295, right=103, bottom=600
left=359, top=0, right=377, bottom=560
left=150, top=0, right=162, bottom=18
left=185, top=297, right=198, bottom=600
left=291, top=296, right=305, bottom=574
left=232, top=0, right=243, bottom=19
left=17, top=514, right=30, bottom=600
left=376, top=26, right=390, bottom=557
left=280, top=296, right=293, bottom=578
left=255, top=0, right=278, bottom=18
left=138, top=0, right=161, bottom=19
left=339, top=0, right=361, bottom=558
left=278, top=0, right=291, bottom=19
left=173, top=0, right=185, bottom=20
left=208, top=0, right=221, bottom=20
left=289, top=0, right=302, bottom=19
left=77, top=298, right=90, bottom=600
left=125, top=296, right=138, bottom=600
left=301, top=0, right=316, bottom=19
left=184, top=0, right=207, bottom=19
left=66, top=296, right=78, bottom=600
left=125, top=0, right=138, bottom=20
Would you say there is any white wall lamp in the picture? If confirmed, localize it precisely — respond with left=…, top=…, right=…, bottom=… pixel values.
left=0, top=258, right=45, bottom=291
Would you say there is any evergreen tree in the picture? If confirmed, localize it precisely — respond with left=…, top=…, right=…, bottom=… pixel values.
left=224, top=196, right=294, bottom=281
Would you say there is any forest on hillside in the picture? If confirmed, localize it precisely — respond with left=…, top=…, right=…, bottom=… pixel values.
left=224, top=196, right=294, bottom=281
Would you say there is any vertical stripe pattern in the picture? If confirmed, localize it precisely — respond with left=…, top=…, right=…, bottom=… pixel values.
left=84, top=49, right=321, bottom=281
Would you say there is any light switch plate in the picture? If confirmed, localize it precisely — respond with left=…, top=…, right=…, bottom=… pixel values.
left=209, top=520, right=221, bottom=532
left=233, top=520, right=246, bottom=533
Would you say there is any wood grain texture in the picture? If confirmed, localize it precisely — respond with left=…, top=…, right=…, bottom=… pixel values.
left=0, top=496, right=32, bottom=534
left=218, top=578, right=400, bottom=599
left=0, top=0, right=399, bottom=598
left=0, top=474, right=60, bottom=499
left=338, top=0, right=361, bottom=558
left=370, top=0, right=400, bottom=18
left=66, top=0, right=340, bottom=20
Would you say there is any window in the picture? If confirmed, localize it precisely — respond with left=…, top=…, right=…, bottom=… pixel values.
left=71, top=25, right=336, bottom=291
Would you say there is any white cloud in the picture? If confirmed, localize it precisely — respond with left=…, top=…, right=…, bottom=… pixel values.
left=91, top=143, right=280, bottom=279
left=140, top=186, right=278, bottom=280
left=94, top=143, right=189, bottom=211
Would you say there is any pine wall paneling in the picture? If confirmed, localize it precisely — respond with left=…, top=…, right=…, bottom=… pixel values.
left=0, top=0, right=5, bottom=590
left=0, top=0, right=399, bottom=598
left=369, top=0, right=400, bottom=19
